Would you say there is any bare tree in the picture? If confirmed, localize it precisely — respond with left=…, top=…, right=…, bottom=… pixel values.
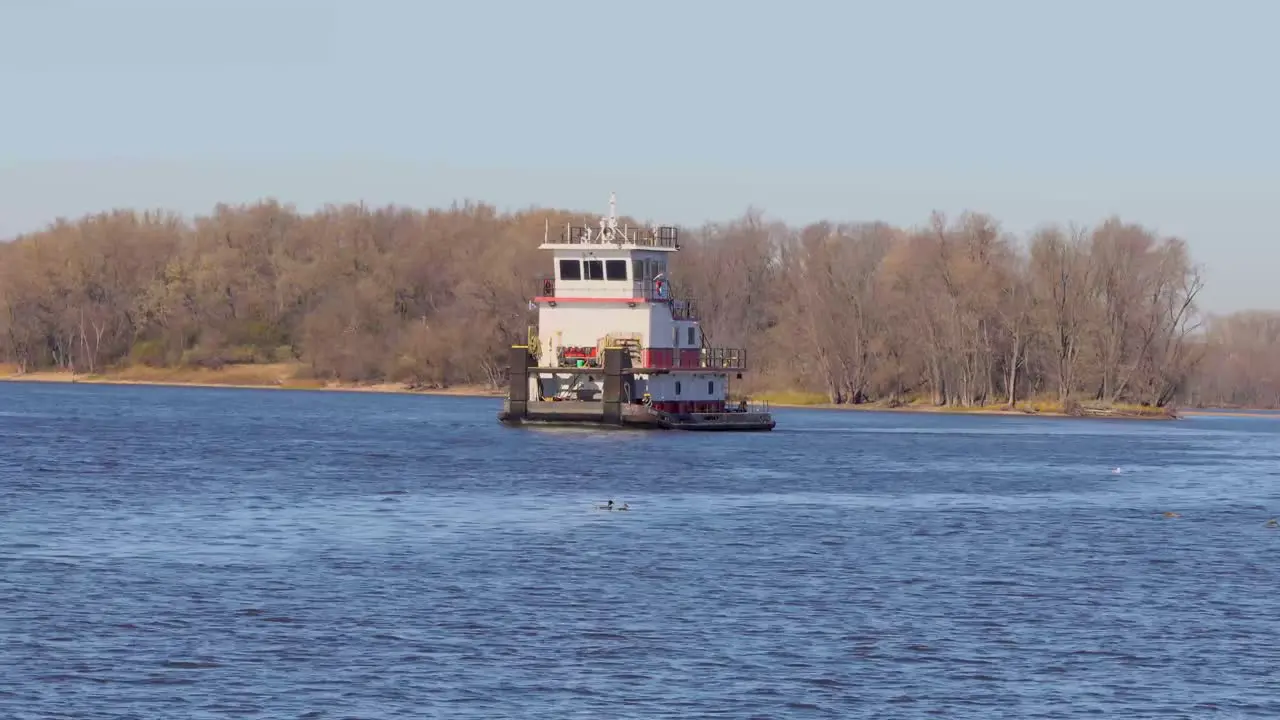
left=0, top=196, right=1267, bottom=408
left=1029, top=224, right=1094, bottom=404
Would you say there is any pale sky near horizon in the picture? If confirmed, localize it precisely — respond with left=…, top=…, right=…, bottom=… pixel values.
left=1, top=0, right=1276, bottom=312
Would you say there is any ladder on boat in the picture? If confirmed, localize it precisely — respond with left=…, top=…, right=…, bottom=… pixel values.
left=602, top=334, right=643, bottom=365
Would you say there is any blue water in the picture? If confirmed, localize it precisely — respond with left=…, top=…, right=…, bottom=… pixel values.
left=3, top=383, right=1280, bottom=718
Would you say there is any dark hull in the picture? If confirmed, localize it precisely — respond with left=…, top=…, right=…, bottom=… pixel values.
left=498, top=401, right=775, bottom=432
left=660, top=418, right=776, bottom=431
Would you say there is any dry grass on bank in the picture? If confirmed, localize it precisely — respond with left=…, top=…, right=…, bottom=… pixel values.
left=748, top=390, right=830, bottom=406
left=108, top=362, right=301, bottom=387
left=0, top=362, right=503, bottom=397
left=751, top=388, right=1177, bottom=419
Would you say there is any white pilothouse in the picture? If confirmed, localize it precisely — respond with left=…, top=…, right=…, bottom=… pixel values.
left=498, top=193, right=774, bottom=431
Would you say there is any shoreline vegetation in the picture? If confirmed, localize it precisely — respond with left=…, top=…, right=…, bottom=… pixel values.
left=5, top=361, right=1267, bottom=420
left=0, top=362, right=503, bottom=398
left=2, top=200, right=1279, bottom=412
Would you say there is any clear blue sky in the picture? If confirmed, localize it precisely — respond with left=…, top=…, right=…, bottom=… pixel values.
left=1, top=0, right=1276, bottom=312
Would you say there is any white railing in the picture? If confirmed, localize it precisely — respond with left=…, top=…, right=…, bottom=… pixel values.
left=555, top=224, right=680, bottom=249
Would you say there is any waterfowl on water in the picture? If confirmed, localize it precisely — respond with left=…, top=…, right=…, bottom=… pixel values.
left=1265, top=518, right=1277, bottom=528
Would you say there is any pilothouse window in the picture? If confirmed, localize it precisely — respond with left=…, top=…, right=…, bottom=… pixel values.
left=584, top=260, right=604, bottom=281
left=632, top=258, right=667, bottom=283
left=605, top=260, right=628, bottom=280
left=559, top=259, right=581, bottom=280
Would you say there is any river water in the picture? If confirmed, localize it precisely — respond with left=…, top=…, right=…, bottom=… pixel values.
left=2, top=382, right=1279, bottom=718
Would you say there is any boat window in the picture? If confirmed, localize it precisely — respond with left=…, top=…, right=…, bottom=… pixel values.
left=675, top=381, right=682, bottom=395
left=584, top=260, right=604, bottom=281
left=559, top=259, right=581, bottom=280
left=633, top=259, right=645, bottom=282
left=688, top=327, right=696, bottom=345
left=708, top=380, right=714, bottom=394
left=605, top=259, right=628, bottom=281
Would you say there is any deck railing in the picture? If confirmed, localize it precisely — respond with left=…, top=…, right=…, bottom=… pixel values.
left=651, top=399, right=770, bottom=417
left=701, top=347, right=747, bottom=370
left=727, top=400, right=771, bottom=414
left=670, top=299, right=696, bottom=320
left=641, top=347, right=748, bottom=371
left=557, top=224, right=680, bottom=249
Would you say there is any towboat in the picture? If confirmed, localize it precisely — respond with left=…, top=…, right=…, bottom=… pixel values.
left=498, top=193, right=775, bottom=431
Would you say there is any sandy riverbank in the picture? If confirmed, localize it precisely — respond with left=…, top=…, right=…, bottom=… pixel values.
left=762, top=400, right=1178, bottom=420
left=0, top=364, right=503, bottom=398
left=748, top=389, right=1183, bottom=420
left=1176, top=409, right=1280, bottom=418
left=761, top=398, right=1280, bottom=420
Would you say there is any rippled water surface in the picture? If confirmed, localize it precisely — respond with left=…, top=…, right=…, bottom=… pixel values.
left=3, top=383, right=1280, bottom=718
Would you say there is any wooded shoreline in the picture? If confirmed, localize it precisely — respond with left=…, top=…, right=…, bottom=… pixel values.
left=0, top=364, right=1229, bottom=420
left=2, top=200, right=1278, bottom=410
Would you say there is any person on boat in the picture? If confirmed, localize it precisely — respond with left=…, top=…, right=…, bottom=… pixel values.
left=738, top=398, right=748, bottom=412
left=598, top=499, right=614, bottom=510
left=619, top=503, right=630, bottom=511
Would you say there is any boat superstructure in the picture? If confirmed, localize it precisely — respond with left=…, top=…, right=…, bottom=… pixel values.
left=498, top=193, right=775, bottom=431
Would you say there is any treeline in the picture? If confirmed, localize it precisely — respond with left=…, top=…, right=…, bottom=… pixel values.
left=0, top=200, right=1276, bottom=408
